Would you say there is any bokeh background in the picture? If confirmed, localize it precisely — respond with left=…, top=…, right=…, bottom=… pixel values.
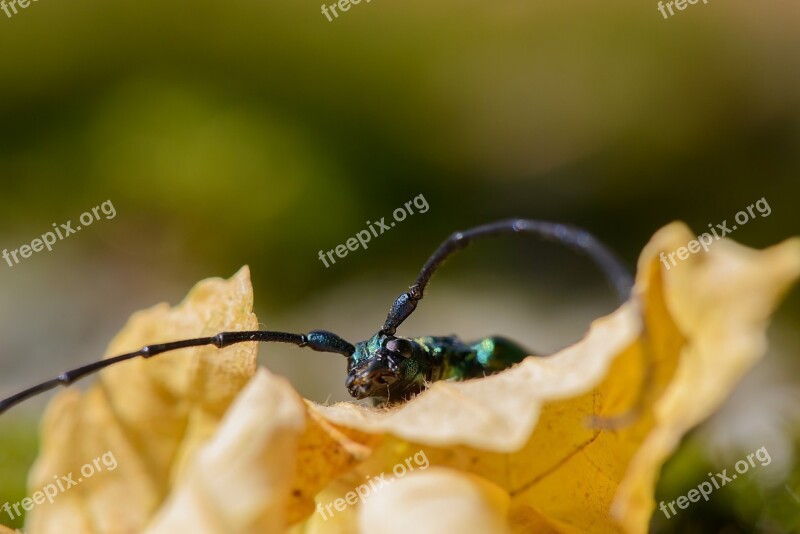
left=0, top=0, right=798, bottom=531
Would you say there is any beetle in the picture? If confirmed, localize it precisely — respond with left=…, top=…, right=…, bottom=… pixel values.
left=0, top=219, right=633, bottom=414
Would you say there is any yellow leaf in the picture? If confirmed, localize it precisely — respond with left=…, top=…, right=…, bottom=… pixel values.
left=613, top=224, right=800, bottom=531
left=27, top=267, right=261, bottom=533
left=25, top=266, right=367, bottom=534
left=358, top=467, right=510, bottom=534
left=144, top=368, right=305, bottom=533
left=309, top=223, right=800, bottom=533
left=21, top=225, right=800, bottom=534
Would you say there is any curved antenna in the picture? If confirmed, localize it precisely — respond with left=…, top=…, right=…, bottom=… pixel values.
left=381, top=219, right=634, bottom=335
left=0, top=329, right=353, bottom=415
left=380, top=218, right=648, bottom=430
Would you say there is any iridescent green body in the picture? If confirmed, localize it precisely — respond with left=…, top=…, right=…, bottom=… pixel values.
left=346, top=332, right=532, bottom=402
left=417, top=335, right=531, bottom=380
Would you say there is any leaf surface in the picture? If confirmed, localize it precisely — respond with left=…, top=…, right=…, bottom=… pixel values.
left=21, top=226, right=800, bottom=534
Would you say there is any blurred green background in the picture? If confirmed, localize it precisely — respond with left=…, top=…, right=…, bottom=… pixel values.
left=0, top=0, right=798, bottom=531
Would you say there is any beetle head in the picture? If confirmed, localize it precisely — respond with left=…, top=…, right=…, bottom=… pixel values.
left=346, top=332, right=427, bottom=401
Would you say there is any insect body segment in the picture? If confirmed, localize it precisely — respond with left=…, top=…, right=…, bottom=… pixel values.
left=421, top=335, right=531, bottom=381
left=345, top=333, right=532, bottom=402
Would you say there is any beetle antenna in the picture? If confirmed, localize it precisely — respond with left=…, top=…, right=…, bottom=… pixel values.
left=381, top=219, right=633, bottom=335
left=379, top=218, right=651, bottom=429
left=0, top=329, right=353, bottom=415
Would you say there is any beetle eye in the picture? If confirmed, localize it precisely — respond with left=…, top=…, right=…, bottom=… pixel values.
left=385, top=338, right=413, bottom=358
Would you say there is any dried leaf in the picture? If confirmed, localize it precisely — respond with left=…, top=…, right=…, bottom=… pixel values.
left=144, top=368, right=305, bottom=534
left=358, top=468, right=511, bottom=534
left=27, top=267, right=262, bottom=533
left=310, top=223, right=800, bottom=533
left=25, top=266, right=367, bottom=534
left=613, top=224, right=800, bottom=531
left=21, top=225, right=800, bottom=534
